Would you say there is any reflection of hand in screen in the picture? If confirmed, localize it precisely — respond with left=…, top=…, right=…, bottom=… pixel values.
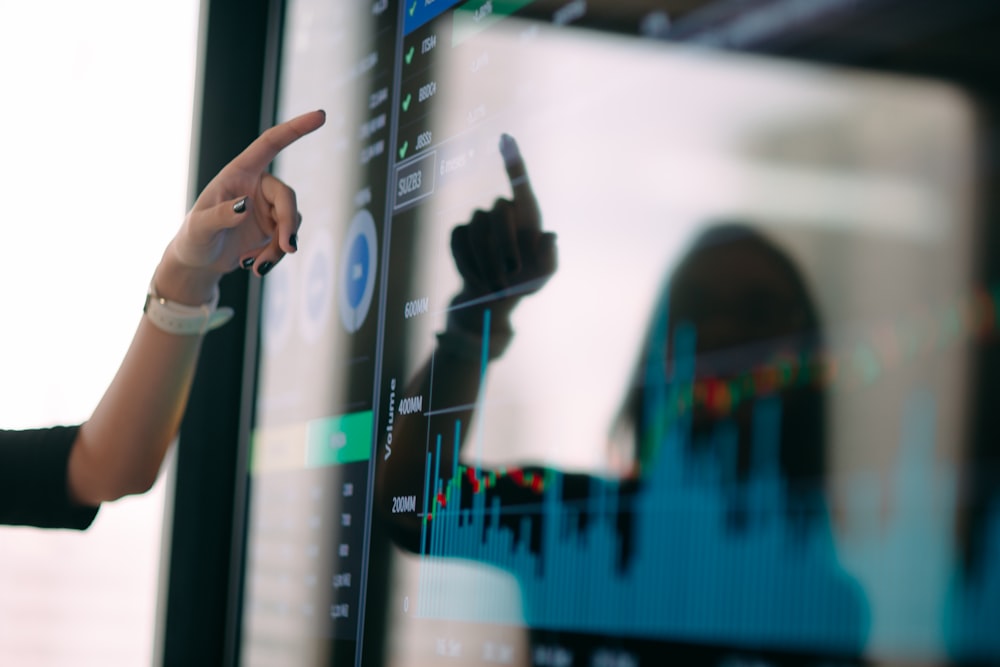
left=376, top=135, right=556, bottom=543
left=447, top=134, right=557, bottom=348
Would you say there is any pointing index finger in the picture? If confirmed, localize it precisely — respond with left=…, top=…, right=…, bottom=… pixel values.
left=499, top=133, right=541, bottom=232
left=229, top=109, right=327, bottom=174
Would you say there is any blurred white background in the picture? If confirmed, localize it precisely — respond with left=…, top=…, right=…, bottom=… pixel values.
left=0, top=2, right=199, bottom=665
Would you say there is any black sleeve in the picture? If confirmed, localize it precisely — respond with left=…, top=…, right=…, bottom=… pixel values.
left=0, top=426, right=100, bottom=530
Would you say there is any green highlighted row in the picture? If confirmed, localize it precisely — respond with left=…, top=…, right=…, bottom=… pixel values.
left=307, top=410, right=374, bottom=467
left=250, top=410, right=373, bottom=472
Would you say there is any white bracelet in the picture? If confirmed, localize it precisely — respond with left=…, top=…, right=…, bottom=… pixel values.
left=143, top=283, right=234, bottom=335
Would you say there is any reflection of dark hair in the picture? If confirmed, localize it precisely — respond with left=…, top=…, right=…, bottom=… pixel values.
left=961, top=338, right=1000, bottom=576
left=612, top=222, right=827, bottom=519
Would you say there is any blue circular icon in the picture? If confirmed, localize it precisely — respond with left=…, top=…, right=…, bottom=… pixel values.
left=345, top=234, right=370, bottom=309
left=338, top=209, right=377, bottom=333
left=307, top=249, right=332, bottom=319
left=297, top=227, right=335, bottom=343
left=261, top=264, right=292, bottom=351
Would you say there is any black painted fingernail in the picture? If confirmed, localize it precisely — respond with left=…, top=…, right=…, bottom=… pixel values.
left=289, top=233, right=298, bottom=251
left=258, top=261, right=274, bottom=276
left=233, top=197, right=247, bottom=213
left=241, top=257, right=255, bottom=269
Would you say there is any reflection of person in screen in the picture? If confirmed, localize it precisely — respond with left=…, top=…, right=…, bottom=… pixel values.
left=376, top=135, right=868, bottom=654
left=376, top=134, right=556, bottom=537
left=0, top=110, right=325, bottom=530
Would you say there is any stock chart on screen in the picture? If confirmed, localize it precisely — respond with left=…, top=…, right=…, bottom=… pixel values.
left=232, top=1, right=1000, bottom=665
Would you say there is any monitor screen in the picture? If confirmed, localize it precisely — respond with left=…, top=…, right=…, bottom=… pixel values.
left=233, top=1, right=999, bottom=665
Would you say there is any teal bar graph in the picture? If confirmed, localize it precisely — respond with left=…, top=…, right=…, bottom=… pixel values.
left=414, top=320, right=868, bottom=654
left=410, top=310, right=1000, bottom=660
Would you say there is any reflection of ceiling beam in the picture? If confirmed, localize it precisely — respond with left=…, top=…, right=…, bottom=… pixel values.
left=514, top=0, right=1000, bottom=89
left=518, top=0, right=723, bottom=35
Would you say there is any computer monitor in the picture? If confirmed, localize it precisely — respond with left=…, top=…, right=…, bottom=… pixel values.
left=230, top=1, right=1000, bottom=665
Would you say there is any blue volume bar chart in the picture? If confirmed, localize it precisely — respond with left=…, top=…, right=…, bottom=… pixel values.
left=406, top=305, right=1000, bottom=661
left=414, top=316, right=869, bottom=656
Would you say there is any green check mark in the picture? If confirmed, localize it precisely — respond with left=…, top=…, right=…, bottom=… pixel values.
left=409, top=1, right=416, bottom=17
left=398, top=141, right=409, bottom=159
left=404, top=46, right=415, bottom=65
left=402, top=93, right=412, bottom=112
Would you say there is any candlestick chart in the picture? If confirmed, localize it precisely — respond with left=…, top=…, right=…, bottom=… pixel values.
left=405, top=309, right=1000, bottom=662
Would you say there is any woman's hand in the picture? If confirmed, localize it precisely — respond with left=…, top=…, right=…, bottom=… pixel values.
left=157, top=110, right=326, bottom=303
left=448, top=134, right=557, bottom=337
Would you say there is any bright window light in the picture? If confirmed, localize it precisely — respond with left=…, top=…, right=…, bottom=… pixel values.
left=0, top=3, right=199, bottom=665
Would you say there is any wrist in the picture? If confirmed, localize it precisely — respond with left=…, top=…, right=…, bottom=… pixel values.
left=442, top=302, right=515, bottom=361
left=448, top=292, right=516, bottom=337
left=153, top=245, right=221, bottom=306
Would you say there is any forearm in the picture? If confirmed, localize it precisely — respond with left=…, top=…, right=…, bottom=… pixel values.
left=380, top=357, right=481, bottom=490
left=68, top=252, right=219, bottom=505
left=376, top=326, right=504, bottom=544
left=62, top=110, right=325, bottom=508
